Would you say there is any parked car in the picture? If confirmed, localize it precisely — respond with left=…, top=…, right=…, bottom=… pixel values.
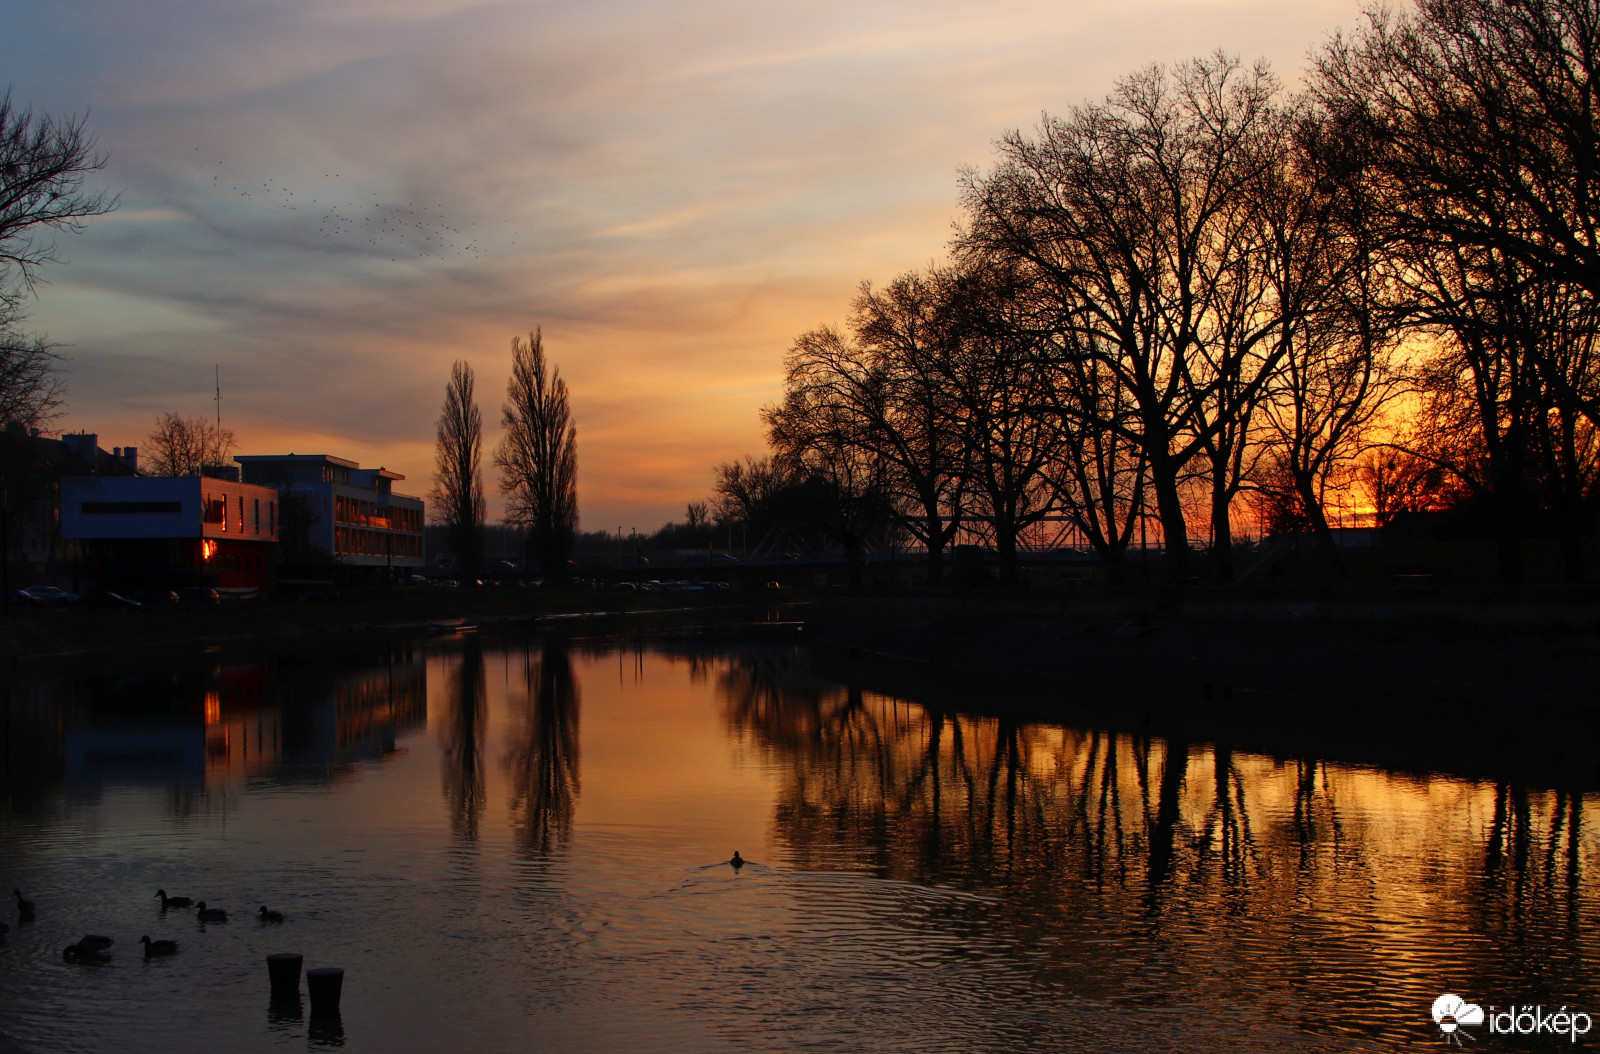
left=14, top=585, right=78, bottom=606
left=177, top=586, right=221, bottom=606
left=81, top=591, right=142, bottom=612
left=130, top=588, right=180, bottom=608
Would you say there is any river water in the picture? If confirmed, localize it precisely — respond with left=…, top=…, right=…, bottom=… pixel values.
left=1, top=619, right=1595, bottom=1052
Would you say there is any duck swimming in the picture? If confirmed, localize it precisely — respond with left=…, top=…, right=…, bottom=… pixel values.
left=258, top=906, right=284, bottom=923
left=13, top=889, right=34, bottom=918
left=155, top=889, right=193, bottom=909
left=195, top=902, right=228, bottom=922
left=139, top=936, right=179, bottom=957
left=63, top=935, right=114, bottom=962
left=730, top=851, right=745, bottom=869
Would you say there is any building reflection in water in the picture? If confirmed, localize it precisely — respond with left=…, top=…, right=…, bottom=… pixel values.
left=503, top=638, right=581, bottom=858
left=440, top=637, right=487, bottom=843
left=4, top=644, right=428, bottom=812
left=715, top=645, right=1598, bottom=1038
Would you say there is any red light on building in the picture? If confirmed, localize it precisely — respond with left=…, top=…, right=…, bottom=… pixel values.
left=202, top=539, right=218, bottom=561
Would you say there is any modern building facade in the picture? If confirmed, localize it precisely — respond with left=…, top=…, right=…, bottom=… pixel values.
left=60, top=474, right=280, bottom=593
left=234, top=454, right=424, bottom=575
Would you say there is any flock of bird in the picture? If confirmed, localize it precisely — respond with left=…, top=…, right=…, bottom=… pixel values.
left=9, top=854, right=746, bottom=963
left=6, top=887, right=288, bottom=962
left=201, top=151, right=498, bottom=263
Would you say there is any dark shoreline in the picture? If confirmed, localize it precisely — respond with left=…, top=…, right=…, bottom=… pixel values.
left=9, top=586, right=1598, bottom=790
left=805, top=593, right=1600, bottom=791
left=0, top=586, right=773, bottom=670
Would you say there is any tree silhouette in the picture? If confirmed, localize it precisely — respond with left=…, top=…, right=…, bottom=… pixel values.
left=432, top=359, right=485, bottom=581
left=495, top=329, right=578, bottom=579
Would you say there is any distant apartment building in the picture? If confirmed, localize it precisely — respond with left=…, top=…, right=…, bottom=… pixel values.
left=60, top=474, right=280, bottom=592
left=234, top=454, right=424, bottom=575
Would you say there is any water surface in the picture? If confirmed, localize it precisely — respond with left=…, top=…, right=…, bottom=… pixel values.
left=1, top=626, right=1594, bottom=1051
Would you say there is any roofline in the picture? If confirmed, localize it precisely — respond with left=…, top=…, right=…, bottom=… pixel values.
left=234, top=454, right=361, bottom=469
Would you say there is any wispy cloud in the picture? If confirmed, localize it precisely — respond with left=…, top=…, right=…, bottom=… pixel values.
left=8, top=0, right=1368, bottom=530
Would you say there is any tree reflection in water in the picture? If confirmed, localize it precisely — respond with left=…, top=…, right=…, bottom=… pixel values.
left=715, top=644, right=1597, bottom=1029
left=440, top=638, right=486, bottom=844
left=504, top=638, right=581, bottom=858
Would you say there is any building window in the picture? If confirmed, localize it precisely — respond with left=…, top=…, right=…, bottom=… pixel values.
left=81, top=501, right=182, bottom=515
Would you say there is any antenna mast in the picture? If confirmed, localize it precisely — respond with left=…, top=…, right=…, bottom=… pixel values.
left=215, top=365, right=222, bottom=433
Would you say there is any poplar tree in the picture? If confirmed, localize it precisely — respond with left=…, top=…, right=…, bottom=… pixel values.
left=495, top=329, right=578, bottom=580
left=432, top=359, right=485, bottom=581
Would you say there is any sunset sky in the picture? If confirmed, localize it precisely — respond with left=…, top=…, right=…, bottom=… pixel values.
left=5, top=0, right=1367, bottom=531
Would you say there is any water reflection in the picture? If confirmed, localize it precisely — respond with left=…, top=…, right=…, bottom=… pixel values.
left=504, top=639, right=581, bottom=858
left=440, top=638, right=487, bottom=843
left=307, top=1008, right=345, bottom=1048
left=2, top=648, right=429, bottom=811
left=4, top=631, right=1599, bottom=1053
left=716, top=645, right=1600, bottom=1042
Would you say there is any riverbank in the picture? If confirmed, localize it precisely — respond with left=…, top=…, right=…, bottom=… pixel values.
left=807, top=592, right=1600, bottom=789
left=0, top=585, right=771, bottom=664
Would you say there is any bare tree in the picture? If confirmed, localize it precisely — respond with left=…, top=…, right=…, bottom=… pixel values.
left=1314, top=0, right=1600, bottom=303
left=1041, top=326, right=1148, bottom=579
left=1314, top=0, right=1600, bottom=579
left=711, top=455, right=793, bottom=532
left=765, top=389, right=895, bottom=587
left=143, top=412, right=236, bottom=476
left=0, top=329, right=63, bottom=429
left=849, top=273, right=971, bottom=584
left=961, top=56, right=1303, bottom=582
left=0, top=90, right=114, bottom=429
left=495, top=329, right=578, bottom=579
left=0, top=89, right=114, bottom=297
left=934, top=261, right=1066, bottom=585
left=433, top=359, right=485, bottom=581
left=1356, top=446, right=1460, bottom=527
left=685, top=500, right=709, bottom=530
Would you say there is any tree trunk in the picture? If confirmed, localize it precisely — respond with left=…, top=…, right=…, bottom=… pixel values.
left=1295, top=471, right=1344, bottom=577
left=1103, top=544, right=1127, bottom=588
left=1210, top=480, right=1233, bottom=584
left=1150, top=457, right=1189, bottom=584
left=924, top=511, right=945, bottom=586
left=1556, top=421, right=1587, bottom=582
left=1488, top=455, right=1524, bottom=584
left=995, top=524, right=1020, bottom=586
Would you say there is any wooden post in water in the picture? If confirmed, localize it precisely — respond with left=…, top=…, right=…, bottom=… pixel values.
left=306, top=967, right=344, bottom=1014
left=267, top=952, right=302, bottom=998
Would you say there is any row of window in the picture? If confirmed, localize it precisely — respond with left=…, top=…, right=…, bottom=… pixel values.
left=82, top=501, right=182, bottom=515
left=204, top=496, right=275, bottom=536
left=334, top=495, right=422, bottom=533
left=334, top=528, right=421, bottom=558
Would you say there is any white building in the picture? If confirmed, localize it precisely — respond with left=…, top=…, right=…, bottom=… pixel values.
left=60, top=474, right=279, bottom=592
left=234, top=454, right=424, bottom=573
